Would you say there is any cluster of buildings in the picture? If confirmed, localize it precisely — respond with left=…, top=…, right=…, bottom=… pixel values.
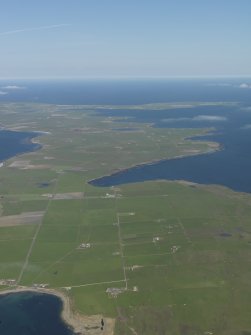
left=0, top=279, right=16, bottom=286
left=79, top=243, right=91, bottom=249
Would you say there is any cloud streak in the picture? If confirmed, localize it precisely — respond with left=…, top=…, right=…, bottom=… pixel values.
left=2, top=85, right=26, bottom=90
left=241, top=124, right=251, bottom=130
left=162, top=117, right=190, bottom=123
left=241, top=106, right=251, bottom=112
left=0, top=24, right=71, bottom=36
left=193, top=115, right=227, bottom=122
left=239, top=83, right=251, bottom=89
left=162, top=115, right=227, bottom=123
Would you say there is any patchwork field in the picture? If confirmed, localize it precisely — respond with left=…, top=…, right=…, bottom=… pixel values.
left=0, top=102, right=251, bottom=334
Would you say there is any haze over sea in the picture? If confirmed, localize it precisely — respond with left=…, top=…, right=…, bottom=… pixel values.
left=1, top=78, right=251, bottom=105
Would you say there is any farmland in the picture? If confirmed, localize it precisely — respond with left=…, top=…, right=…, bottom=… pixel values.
left=0, top=102, right=251, bottom=334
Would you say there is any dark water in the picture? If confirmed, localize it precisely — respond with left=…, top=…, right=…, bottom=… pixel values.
left=90, top=102, right=251, bottom=193
left=0, top=292, right=75, bottom=335
left=1, top=78, right=251, bottom=105
left=0, top=130, right=41, bottom=163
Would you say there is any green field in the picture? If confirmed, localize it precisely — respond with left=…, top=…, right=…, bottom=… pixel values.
left=1, top=102, right=251, bottom=334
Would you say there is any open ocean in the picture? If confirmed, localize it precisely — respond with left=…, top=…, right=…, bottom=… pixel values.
left=1, top=78, right=251, bottom=333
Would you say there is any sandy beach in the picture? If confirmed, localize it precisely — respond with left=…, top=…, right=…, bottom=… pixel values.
left=0, top=286, right=114, bottom=335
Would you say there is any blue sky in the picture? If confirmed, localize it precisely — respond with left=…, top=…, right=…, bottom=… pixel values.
left=1, top=0, right=251, bottom=78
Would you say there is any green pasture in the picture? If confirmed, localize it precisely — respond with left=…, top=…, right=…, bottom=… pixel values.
left=0, top=102, right=251, bottom=334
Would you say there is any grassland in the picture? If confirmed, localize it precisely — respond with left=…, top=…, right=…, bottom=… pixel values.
left=0, top=102, right=251, bottom=334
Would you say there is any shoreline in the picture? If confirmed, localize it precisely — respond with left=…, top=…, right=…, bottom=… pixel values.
left=88, top=125, right=222, bottom=186
left=0, top=129, right=42, bottom=164
left=89, top=140, right=221, bottom=186
left=0, top=287, right=114, bottom=335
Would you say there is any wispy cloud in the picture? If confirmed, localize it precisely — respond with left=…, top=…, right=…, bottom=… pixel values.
left=239, top=83, right=251, bottom=89
left=0, top=24, right=71, bottom=36
left=206, top=82, right=251, bottom=89
left=241, top=106, right=251, bottom=112
left=241, top=124, right=251, bottom=130
left=2, top=85, right=26, bottom=90
left=162, top=117, right=190, bottom=123
left=162, top=115, right=227, bottom=123
left=193, top=115, right=227, bottom=122
left=206, top=83, right=232, bottom=87
left=0, top=91, right=8, bottom=95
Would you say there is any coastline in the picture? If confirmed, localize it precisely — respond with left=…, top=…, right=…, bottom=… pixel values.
left=0, top=287, right=114, bottom=335
left=89, top=139, right=221, bottom=186
left=0, top=129, right=42, bottom=164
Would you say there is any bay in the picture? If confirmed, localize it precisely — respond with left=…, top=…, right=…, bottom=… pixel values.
left=0, top=292, right=74, bottom=335
left=0, top=130, right=41, bottom=163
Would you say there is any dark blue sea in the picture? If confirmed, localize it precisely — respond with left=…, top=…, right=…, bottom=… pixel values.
left=0, top=130, right=40, bottom=163
left=0, top=292, right=74, bottom=335
left=90, top=101, right=251, bottom=193
left=0, top=78, right=251, bottom=105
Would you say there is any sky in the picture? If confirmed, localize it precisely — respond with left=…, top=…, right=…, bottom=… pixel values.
left=0, top=0, right=251, bottom=79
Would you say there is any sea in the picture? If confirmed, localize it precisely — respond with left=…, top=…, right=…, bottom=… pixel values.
left=1, top=77, right=251, bottom=333
left=90, top=100, right=251, bottom=193
left=0, top=130, right=41, bottom=164
left=0, top=292, right=73, bottom=335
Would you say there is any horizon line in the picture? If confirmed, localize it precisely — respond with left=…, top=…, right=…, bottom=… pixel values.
left=1, top=75, right=251, bottom=81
